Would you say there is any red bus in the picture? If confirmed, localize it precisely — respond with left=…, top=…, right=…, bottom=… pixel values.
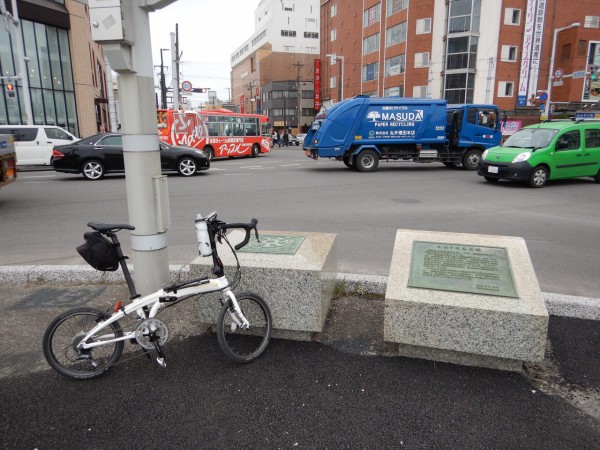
left=157, top=109, right=271, bottom=160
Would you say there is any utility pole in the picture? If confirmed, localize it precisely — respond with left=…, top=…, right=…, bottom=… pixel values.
left=88, top=0, right=177, bottom=295
left=171, top=24, right=180, bottom=110
left=160, top=48, right=169, bottom=109
left=290, top=61, right=304, bottom=132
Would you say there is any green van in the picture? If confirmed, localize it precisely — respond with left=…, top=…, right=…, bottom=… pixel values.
left=478, top=119, right=600, bottom=188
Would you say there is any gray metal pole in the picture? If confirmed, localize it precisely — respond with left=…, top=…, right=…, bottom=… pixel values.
left=171, top=32, right=178, bottom=110
left=160, top=49, right=167, bottom=109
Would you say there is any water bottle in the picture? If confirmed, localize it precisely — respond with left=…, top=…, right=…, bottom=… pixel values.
left=195, top=215, right=212, bottom=256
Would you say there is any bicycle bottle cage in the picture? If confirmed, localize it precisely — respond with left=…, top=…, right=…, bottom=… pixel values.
left=77, top=231, right=121, bottom=271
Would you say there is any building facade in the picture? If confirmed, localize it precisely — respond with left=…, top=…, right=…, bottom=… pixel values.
left=0, top=0, right=110, bottom=137
left=320, top=0, right=600, bottom=121
left=230, top=0, right=321, bottom=133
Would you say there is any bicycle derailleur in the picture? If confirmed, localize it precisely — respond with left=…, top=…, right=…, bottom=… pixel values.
left=134, top=318, right=169, bottom=368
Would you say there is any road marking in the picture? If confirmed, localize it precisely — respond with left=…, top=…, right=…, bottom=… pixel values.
left=23, top=180, right=58, bottom=184
left=281, top=164, right=301, bottom=167
left=223, top=173, right=253, bottom=176
left=20, top=173, right=57, bottom=179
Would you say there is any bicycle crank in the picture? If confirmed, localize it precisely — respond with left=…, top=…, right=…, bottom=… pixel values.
left=134, top=318, right=169, bottom=350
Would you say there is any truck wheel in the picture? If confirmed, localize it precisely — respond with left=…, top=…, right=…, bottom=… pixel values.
left=462, top=149, right=481, bottom=171
left=355, top=150, right=379, bottom=173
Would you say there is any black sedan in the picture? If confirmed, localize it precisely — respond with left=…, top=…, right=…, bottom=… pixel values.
left=52, top=133, right=210, bottom=180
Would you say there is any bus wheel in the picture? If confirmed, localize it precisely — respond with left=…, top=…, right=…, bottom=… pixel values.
left=251, top=144, right=260, bottom=158
left=355, top=150, right=379, bottom=173
left=204, top=147, right=214, bottom=161
left=462, top=149, right=481, bottom=171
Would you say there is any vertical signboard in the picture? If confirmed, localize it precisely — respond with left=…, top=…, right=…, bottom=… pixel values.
left=582, top=41, right=600, bottom=102
left=518, top=0, right=547, bottom=106
left=240, top=94, right=245, bottom=114
left=314, top=59, right=321, bottom=110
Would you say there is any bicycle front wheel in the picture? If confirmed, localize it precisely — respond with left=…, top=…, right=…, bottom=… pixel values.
left=217, top=292, right=272, bottom=363
left=42, top=307, right=124, bottom=380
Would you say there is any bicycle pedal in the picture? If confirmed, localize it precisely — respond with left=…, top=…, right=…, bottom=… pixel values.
left=156, top=357, right=167, bottom=368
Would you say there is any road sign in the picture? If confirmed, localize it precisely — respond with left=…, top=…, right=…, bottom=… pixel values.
left=554, top=68, right=564, bottom=79
left=181, top=80, right=192, bottom=92
left=573, top=70, right=585, bottom=79
left=538, top=92, right=548, bottom=103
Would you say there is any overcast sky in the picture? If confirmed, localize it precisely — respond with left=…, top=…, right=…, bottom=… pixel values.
left=149, top=0, right=262, bottom=104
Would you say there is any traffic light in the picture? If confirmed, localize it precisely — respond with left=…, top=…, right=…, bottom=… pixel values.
left=192, top=88, right=209, bottom=93
left=5, top=83, right=15, bottom=98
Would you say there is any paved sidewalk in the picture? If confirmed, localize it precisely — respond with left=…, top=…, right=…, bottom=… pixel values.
left=1, top=278, right=599, bottom=448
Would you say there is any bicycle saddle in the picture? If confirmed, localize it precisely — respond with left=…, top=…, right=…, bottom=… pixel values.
left=87, top=222, right=135, bottom=233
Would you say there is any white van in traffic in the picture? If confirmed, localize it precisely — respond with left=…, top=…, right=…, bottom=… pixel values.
left=0, top=125, right=79, bottom=166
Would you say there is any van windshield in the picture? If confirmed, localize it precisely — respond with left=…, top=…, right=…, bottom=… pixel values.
left=503, top=128, right=558, bottom=149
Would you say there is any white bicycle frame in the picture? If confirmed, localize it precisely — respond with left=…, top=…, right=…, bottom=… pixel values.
left=78, top=275, right=250, bottom=351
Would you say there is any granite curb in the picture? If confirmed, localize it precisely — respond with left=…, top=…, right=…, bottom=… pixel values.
left=1, top=265, right=599, bottom=321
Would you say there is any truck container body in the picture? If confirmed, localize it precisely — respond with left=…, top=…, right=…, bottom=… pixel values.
left=304, top=96, right=501, bottom=172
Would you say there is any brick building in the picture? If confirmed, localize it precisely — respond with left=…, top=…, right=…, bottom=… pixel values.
left=319, top=0, right=600, bottom=123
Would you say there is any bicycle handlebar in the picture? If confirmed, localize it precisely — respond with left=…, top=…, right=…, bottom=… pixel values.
left=221, top=218, right=259, bottom=250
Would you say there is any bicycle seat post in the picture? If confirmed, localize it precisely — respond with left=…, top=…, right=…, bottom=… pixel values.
left=107, top=232, right=139, bottom=299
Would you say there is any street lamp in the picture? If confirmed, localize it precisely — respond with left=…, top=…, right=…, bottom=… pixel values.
left=325, top=53, right=344, bottom=102
left=544, top=23, right=580, bottom=118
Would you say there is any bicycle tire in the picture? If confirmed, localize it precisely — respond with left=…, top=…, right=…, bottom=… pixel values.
left=217, top=292, right=272, bottom=363
left=42, top=307, right=124, bottom=380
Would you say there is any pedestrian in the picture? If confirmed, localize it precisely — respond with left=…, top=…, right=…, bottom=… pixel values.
left=283, top=130, right=289, bottom=147
left=275, top=131, right=281, bottom=147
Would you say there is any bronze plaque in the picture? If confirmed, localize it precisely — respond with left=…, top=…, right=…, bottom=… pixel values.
left=237, top=235, right=305, bottom=255
left=408, top=241, right=518, bottom=298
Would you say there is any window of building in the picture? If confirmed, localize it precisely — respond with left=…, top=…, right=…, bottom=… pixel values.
left=505, top=8, right=521, bottom=25
left=282, top=3, right=294, bottom=12
left=362, top=62, right=379, bottom=81
left=1, top=19, right=78, bottom=135
left=363, top=33, right=380, bottom=55
left=385, top=54, right=405, bottom=76
left=416, top=18, right=432, bottom=34
left=584, top=16, right=599, bottom=28
left=448, top=0, right=480, bottom=33
left=331, top=29, right=337, bottom=41
left=414, top=52, right=430, bottom=68
left=501, top=45, right=518, bottom=62
left=363, top=3, right=382, bottom=27
left=281, top=30, right=297, bottom=37
left=498, top=81, right=514, bottom=97
left=387, top=0, right=408, bottom=16
left=331, top=4, right=337, bottom=17
left=304, top=32, right=319, bottom=39
left=446, top=36, right=477, bottom=70
left=386, top=22, right=407, bottom=47
left=412, top=85, right=428, bottom=97
left=444, top=73, right=475, bottom=104
left=305, top=46, right=318, bottom=53
left=384, top=86, right=404, bottom=97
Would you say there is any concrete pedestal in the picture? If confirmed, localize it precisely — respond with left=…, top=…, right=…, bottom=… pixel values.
left=384, top=229, right=548, bottom=372
left=190, top=230, right=337, bottom=340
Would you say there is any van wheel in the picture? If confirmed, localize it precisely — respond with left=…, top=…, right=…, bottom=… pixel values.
left=81, top=160, right=105, bottom=180
left=462, top=149, right=481, bottom=171
left=594, top=170, right=600, bottom=183
left=355, top=150, right=379, bottom=172
left=528, top=166, right=548, bottom=188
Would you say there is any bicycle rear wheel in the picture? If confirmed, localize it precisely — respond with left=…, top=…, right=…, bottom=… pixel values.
left=217, top=292, right=272, bottom=363
left=42, top=307, right=124, bottom=380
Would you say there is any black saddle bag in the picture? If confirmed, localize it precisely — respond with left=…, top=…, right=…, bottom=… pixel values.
left=76, top=231, right=120, bottom=271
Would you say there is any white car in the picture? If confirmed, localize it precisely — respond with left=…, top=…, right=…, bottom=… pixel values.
left=0, top=125, right=79, bottom=166
left=294, top=133, right=307, bottom=146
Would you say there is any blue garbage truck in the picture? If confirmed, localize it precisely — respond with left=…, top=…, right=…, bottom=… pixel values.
left=303, top=96, right=502, bottom=172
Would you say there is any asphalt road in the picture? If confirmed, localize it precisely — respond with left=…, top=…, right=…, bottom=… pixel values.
left=2, top=149, right=599, bottom=299
left=1, top=283, right=599, bottom=449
